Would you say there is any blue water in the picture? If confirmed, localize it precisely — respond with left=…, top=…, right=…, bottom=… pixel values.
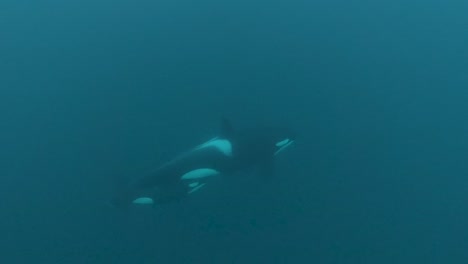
left=1, top=0, right=467, bottom=263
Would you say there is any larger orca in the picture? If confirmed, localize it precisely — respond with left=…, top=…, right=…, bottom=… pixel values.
left=111, top=118, right=295, bottom=208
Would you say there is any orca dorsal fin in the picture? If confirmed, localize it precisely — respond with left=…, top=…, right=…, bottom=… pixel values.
left=220, top=117, right=234, bottom=138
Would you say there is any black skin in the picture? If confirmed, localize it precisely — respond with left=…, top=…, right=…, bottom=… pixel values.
left=111, top=119, right=294, bottom=208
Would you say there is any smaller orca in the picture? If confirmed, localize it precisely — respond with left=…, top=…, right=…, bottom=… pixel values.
left=111, top=118, right=295, bottom=208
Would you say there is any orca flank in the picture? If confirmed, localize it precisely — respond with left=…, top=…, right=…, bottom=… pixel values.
left=110, top=118, right=295, bottom=208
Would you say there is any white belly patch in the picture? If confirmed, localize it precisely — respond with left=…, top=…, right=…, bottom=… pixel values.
left=181, top=168, right=220, bottom=180
left=181, top=168, right=220, bottom=195
left=275, top=138, right=294, bottom=155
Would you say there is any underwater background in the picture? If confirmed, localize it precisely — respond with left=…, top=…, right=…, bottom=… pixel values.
left=1, top=0, right=467, bottom=263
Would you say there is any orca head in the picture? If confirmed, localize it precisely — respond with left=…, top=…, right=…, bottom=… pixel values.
left=251, top=122, right=297, bottom=156
left=219, top=117, right=296, bottom=156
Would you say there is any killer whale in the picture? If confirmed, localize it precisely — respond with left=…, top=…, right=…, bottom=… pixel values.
left=111, top=118, right=295, bottom=208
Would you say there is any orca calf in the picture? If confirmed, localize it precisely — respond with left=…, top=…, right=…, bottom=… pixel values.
left=111, top=118, right=295, bottom=208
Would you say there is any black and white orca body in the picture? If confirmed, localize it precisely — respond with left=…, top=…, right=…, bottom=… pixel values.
left=111, top=119, right=295, bottom=208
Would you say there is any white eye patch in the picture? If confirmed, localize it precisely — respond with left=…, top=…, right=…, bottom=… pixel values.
left=276, top=138, right=291, bottom=147
left=275, top=138, right=294, bottom=155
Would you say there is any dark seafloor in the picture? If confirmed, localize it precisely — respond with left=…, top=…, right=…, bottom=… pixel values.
left=1, top=0, right=467, bottom=263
